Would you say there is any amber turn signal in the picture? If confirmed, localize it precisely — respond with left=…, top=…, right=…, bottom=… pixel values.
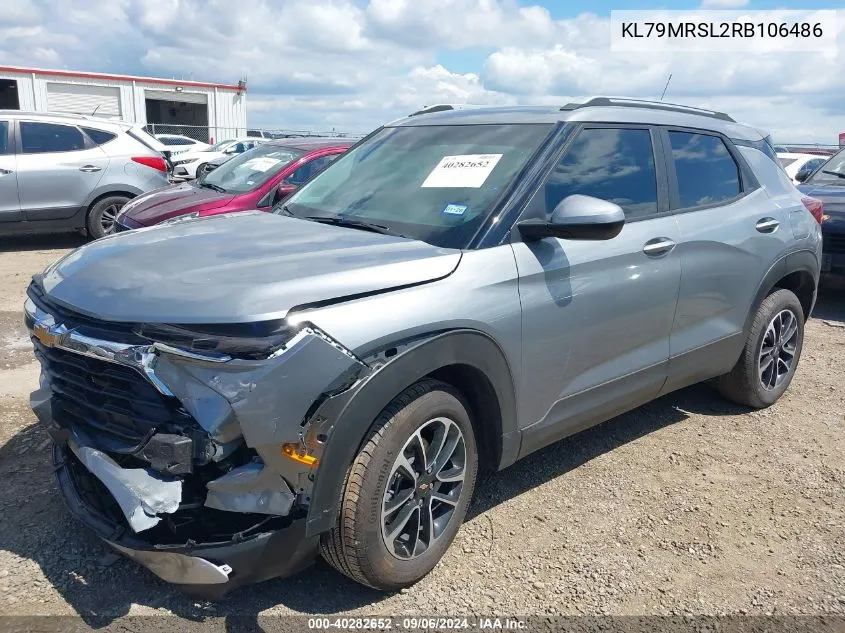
left=281, top=443, right=318, bottom=466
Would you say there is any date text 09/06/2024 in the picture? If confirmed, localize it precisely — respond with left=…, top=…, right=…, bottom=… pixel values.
left=307, top=617, right=527, bottom=630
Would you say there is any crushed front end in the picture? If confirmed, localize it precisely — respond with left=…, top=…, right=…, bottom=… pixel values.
left=24, top=281, right=366, bottom=597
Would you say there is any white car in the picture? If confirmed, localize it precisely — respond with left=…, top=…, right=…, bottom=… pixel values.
left=169, top=138, right=264, bottom=180
left=154, top=134, right=211, bottom=156
left=778, top=152, right=828, bottom=184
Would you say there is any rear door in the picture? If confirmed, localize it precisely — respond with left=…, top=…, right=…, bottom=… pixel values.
left=15, top=120, right=109, bottom=221
left=511, top=125, right=682, bottom=454
left=0, top=119, right=22, bottom=223
left=660, top=128, right=793, bottom=392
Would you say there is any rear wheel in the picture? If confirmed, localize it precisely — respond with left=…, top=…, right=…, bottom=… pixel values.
left=717, top=288, right=804, bottom=408
left=86, top=195, right=130, bottom=239
left=320, top=379, right=478, bottom=590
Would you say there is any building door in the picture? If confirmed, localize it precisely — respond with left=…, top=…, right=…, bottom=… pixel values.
left=46, top=83, right=121, bottom=118
left=144, top=90, right=209, bottom=142
left=0, top=80, right=19, bottom=110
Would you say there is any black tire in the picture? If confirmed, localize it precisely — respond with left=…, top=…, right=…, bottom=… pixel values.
left=717, top=288, right=805, bottom=408
left=195, top=163, right=207, bottom=179
left=320, top=379, right=478, bottom=590
left=86, top=195, right=130, bottom=239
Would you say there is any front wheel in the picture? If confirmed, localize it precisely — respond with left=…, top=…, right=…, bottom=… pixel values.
left=717, top=288, right=805, bottom=408
left=320, top=379, right=478, bottom=590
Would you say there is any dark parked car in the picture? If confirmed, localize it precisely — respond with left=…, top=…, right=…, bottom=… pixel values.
left=117, top=138, right=352, bottom=230
left=797, top=147, right=845, bottom=275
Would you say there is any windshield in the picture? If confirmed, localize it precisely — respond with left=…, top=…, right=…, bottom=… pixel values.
left=200, top=144, right=303, bottom=193
left=807, top=148, right=844, bottom=185
left=280, top=123, right=553, bottom=248
left=207, top=140, right=236, bottom=152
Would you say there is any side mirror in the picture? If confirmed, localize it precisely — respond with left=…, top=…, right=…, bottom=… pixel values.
left=794, top=169, right=811, bottom=183
left=518, top=194, right=625, bottom=241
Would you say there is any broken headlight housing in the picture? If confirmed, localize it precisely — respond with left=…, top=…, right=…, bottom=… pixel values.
left=135, top=319, right=301, bottom=360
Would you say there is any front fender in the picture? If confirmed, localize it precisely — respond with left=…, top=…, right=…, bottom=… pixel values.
left=304, top=328, right=518, bottom=537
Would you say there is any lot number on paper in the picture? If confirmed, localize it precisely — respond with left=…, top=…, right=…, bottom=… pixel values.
left=242, top=157, right=281, bottom=172
left=422, top=154, right=503, bottom=188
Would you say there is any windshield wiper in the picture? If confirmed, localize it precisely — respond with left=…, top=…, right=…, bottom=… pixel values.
left=821, top=170, right=845, bottom=180
left=303, top=215, right=394, bottom=236
left=199, top=182, right=227, bottom=193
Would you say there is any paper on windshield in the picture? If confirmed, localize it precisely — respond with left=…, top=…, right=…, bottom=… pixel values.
left=241, top=157, right=282, bottom=172
left=421, top=154, right=503, bottom=188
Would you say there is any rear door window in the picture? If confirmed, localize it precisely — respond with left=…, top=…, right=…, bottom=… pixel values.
left=20, top=122, right=86, bottom=153
left=668, top=131, right=741, bottom=209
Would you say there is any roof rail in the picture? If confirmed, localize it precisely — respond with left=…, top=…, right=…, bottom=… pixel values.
left=560, top=97, right=735, bottom=123
left=408, top=103, right=496, bottom=117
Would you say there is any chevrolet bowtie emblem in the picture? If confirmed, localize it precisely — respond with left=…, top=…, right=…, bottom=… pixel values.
left=32, top=322, right=68, bottom=348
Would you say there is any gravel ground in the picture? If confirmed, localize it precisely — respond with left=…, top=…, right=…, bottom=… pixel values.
left=0, top=233, right=843, bottom=622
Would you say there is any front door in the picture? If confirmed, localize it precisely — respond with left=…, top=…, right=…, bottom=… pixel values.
left=0, top=120, right=21, bottom=222
left=15, top=120, right=109, bottom=221
left=512, top=125, right=682, bottom=456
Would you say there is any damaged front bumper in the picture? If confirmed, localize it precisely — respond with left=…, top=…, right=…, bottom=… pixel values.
left=25, top=288, right=367, bottom=596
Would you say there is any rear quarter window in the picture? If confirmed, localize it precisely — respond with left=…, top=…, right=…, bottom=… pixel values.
left=82, top=127, right=117, bottom=145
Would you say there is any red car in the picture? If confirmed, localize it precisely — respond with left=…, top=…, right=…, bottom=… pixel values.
left=115, top=137, right=353, bottom=231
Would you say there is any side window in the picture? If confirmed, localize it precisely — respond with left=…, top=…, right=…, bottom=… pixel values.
left=668, top=131, right=740, bottom=209
left=21, top=122, right=86, bottom=154
left=805, top=158, right=825, bottom=172
left=284, top=155, right=337, bottom=186
left=544, top=127, right=659, bottom=220
left=0, top=121, right=8, bottom=154
left=81, top=127, right=117, bottom=146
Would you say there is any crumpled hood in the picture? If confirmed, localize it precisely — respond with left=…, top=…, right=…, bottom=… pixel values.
left=122, top=182, right=234, bottom=226
left=38, top=212, right=462, bottom=324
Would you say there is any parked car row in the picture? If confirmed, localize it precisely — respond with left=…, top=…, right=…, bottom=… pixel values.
left=0, top=110, right=170, bottom=238
left=23, top=98, right=824, bottom=598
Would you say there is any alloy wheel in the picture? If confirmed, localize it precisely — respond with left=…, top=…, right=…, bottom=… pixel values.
left=100, top=202, right=125, bottom=235
left=759, top=308, right=799, bottom=391
left=381, top=417, right=466, bottom=560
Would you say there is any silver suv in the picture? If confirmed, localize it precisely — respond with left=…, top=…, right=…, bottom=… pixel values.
left=0, top=111, right=169, bottom=238
left=25, top=98, right=822, bottom=597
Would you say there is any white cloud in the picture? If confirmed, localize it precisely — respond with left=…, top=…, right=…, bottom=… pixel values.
left=699, top=0, right=750, bottom=8
left=0, top=0, right=843, bottom=144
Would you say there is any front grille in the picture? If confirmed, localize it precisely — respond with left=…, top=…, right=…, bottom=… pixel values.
left=823, top=234, right=845, bottom=254
left=33, top=338, right=195, bottom=452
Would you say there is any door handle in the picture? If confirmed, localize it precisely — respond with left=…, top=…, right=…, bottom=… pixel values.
left=756, top=218, right=780, bottom=233
left=643, top=237, right=676, bottom=257
left=78, top=165, right=102, bottom=172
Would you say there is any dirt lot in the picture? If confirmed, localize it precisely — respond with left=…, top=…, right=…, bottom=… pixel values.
left=0, top=233, right=843, bottom=622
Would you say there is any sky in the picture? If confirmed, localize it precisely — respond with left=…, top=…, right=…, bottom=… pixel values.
left=1, top=0, right=844, bottom=143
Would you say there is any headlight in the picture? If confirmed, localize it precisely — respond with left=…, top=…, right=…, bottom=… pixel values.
left=172, top=158, right=196, bottom=166
left=135, top=320, right=300, bottom=360
left=159, top=212, right=200, bottom=226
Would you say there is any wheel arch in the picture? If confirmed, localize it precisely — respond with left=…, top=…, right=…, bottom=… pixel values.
left=744, top=251, right=818, bottom=336
left=304, top=329, right=519, bottom=537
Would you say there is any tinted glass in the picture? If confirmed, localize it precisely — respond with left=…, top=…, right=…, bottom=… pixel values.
left=21, top=122, right=85, bottom=153
left=669, top=132, right=740, bottom=208
left=806, top=150, right=845, bottom=185
left=0, top=121, right=8, bottom=154
left=284, top=154, right=338, bottom=186
left=201, top=143, right=304, bottom=193
left=545, top=127, right=658, bottom=219
left=82, top=127, right=117, bottom=145
left=283, top=123, right=553, bottom=249
left=804, top=158, right=825, bottom=172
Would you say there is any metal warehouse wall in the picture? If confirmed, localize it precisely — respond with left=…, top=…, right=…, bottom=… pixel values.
left=0, top=69, right=247, bottom=135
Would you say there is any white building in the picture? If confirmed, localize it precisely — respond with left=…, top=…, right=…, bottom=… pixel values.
left=0, top=65, right=247, bottom=142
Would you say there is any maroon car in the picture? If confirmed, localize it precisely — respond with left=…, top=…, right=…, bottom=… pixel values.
left=115, top=137, right=353, bottom=231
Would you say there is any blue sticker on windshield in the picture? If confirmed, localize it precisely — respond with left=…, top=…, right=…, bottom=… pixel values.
left=442, top=204, right=468, bottom=216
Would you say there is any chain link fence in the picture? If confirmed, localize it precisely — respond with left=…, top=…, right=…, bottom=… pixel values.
left=144, top=123, right=364, bottom=144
